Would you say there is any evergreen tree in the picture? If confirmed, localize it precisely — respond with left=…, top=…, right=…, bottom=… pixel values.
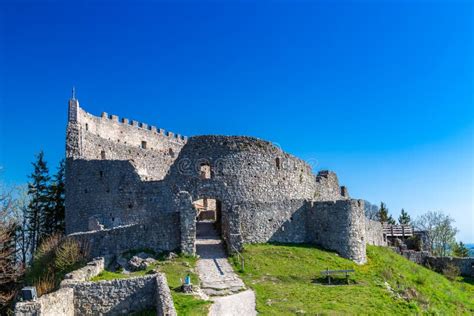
left=378, top=202, right=396, bottom=224
left=452, top=241, right=469, bottom=257
left=0, top=180, right=23, bottom=311
left=398, top=208, right=411, bottom=225
left=44, top=159, right=65, bottom=236
left=26, top=151, right=50, bottom=257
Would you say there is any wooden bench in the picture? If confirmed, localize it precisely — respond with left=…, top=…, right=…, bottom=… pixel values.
left=320, top=269, right=355, bottom=285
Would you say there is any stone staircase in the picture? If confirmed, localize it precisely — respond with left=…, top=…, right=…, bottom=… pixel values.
left=195, top=222, right=246, bottom=296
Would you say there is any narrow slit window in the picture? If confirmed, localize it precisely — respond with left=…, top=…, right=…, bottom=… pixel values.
left=141, top=141, right=147, bottom=149
left=101, top=150, right=106, bottom=160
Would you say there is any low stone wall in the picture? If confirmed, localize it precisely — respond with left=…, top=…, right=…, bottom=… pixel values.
left=155, top=273, right=177, bottom=316
left=425, top=256, right=474, bottom=277
left=365, top=219, right=386, bottom=246
left=61, top=257, right=104, bottom=284
left=391, top=248, right=430, bottom=265
left=69, top=221, right=180, bottom=259
left=15, top=259, right=177, bottom=316
left=68, top=275, right=157, bottom=315
left=390, top=247, right=474, bottom=277
left=15, top=287, right=74, bottom=316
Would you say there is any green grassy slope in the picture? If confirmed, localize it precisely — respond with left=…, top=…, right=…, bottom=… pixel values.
left=231, top=244, right=474, bottom=315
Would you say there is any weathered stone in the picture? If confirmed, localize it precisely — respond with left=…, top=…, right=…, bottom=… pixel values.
left=15, top=258, right=177, bottom=316
left=166, top=252, right=178, bottom=260
left=15, top=288, right=74, bottom=316
left=65, top=98, right=384, bottom=263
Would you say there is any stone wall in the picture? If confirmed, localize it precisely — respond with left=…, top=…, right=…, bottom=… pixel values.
left=365, top=219, right=387, bottom=246
left=16, top=257, right=177, bottom=316
left=307, top=199, right=367, bottom=264
left=166, top=136, right=321, bottom=204
left=69, top=221, right=180, bottom=259
left=68, top=275, right=157, bottom=315
left=61, top=257, right=104, bottom=284
left=424, top=256, right=474, bottom=277
left=65, top=102, right=185, bottom=234
left=314, top=170, right=348, bottom=201
left=15, top=287, right=74, bottom=316
left=237, top=199, right=308, bottom=244
left=155, top=273, right=177, bottom=316
left=391, top=248, right=430, bottom=265
left=390, top=247, right=474, bottom=277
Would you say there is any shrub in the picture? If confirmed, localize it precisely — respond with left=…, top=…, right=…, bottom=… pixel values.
left=26, top=235, right=89, bottom=296
left=55, top=238, right=85, bottom=271
left=35, top=273, right=56, bottom=297
left=442, top=264, right=460, bottom=281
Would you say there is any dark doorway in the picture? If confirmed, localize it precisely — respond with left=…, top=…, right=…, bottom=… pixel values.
left=193, top=198, right=222, bottom=238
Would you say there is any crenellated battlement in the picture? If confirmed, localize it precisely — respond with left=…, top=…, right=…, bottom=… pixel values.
left=66, top=98, right=187, bottom=180
left=96, top=111, right=187, bottom=142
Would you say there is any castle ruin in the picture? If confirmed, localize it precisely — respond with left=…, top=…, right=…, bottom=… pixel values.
left=65, top=95, right=385, bottom=265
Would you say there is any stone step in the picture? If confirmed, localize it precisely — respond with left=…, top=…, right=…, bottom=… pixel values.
left=203, top=287, right=244, bottom=296
left=201, top=280, right=245, bottom=290
left=201, top=283, right=246, bottom=296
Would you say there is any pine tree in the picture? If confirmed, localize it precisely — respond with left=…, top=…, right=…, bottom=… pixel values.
left=398, top=209, right=411, bottom=225
left=26, top=151, right=50, bottom=257
left=0, top=181, right=23, bottom=311
left=452, top=241, right=469, bottom=257
left=44, top=159, right=65, bottom=236
left=378, top=202, right=396, bottom=224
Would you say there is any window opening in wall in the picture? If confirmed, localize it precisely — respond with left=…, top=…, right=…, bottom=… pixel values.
left=85, top=123, right=89, bottom=131
left=275, top=157, right=281, bottom=170
left=99, top=171, right=103, bottom=177
left=141, top=141, right=147, bottom=149
left=101, top=150, right=106, bottom=160
left=200, top=163, right=211, bottom=179
left=169, top=148, right=175, bottom=157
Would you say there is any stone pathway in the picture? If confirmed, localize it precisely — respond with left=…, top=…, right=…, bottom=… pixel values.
left=195, top=222, right=257, bottom=315
left=209, top=290, right=257, bottom=316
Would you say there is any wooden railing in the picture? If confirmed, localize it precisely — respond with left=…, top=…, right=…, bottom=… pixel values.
left=383, top=224, right=413, bottom=237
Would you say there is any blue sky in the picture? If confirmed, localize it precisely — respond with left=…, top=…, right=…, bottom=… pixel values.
left=0, top=1, right=472, bottom=241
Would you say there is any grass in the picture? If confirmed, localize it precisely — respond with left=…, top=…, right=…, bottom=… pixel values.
left=230, top=244, right=474, bottom=315
left=90, top=265, right=157, bottom=281
left=91, top=253, right=210, bottom=315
